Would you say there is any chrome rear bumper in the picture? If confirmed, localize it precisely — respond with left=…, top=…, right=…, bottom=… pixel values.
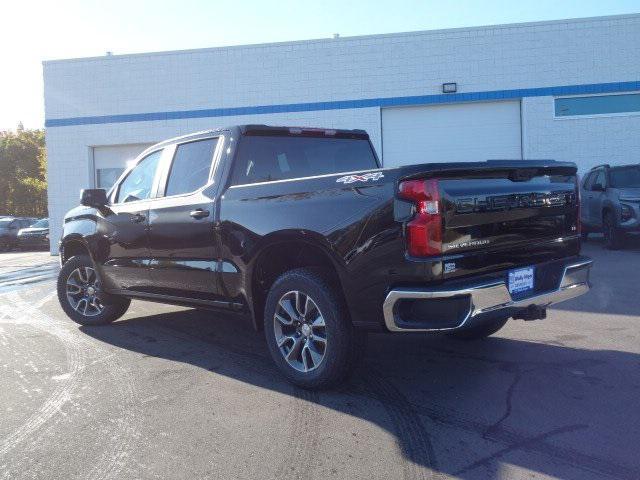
left=383, top=257, right=592, bottom=332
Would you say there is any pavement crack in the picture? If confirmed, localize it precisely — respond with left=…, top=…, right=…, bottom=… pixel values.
left=454, top=424, right=588, bottom=476
left=482, top=366, right=523, bottom=439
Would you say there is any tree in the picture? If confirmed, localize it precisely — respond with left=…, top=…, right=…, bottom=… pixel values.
left=0, top=126, right=48, bottom=218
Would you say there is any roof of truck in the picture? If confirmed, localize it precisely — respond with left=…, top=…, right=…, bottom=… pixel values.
left=143, top=125, right=370, bottom=154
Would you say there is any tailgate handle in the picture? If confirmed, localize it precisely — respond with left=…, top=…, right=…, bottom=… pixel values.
left=190, top=209, right=210, bottom=219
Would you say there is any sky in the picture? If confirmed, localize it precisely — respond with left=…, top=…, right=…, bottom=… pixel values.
left=1, top=0, right=639, bottom=131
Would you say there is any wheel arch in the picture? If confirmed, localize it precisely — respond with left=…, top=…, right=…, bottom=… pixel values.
left=602, top=203, right=617, bottom=224
left=60, top=235, right=93, bottom=265
left=247, top=232, right=349, bottom=331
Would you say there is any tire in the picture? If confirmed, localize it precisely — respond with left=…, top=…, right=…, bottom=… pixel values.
left=603, top=211, right=623, bottom=250
left=57, top=255, right=130, bottom=326
left=0, top=240, right=15, bottom=252
left=449, top=317, right=508, bottom=340
left=263, top=268, right=361, bottom=390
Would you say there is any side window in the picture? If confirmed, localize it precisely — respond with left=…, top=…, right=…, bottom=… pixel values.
left=582, top=172, right=594, bottom=190
left=591, top=170, right=605, bottom=190
left=116, top=150, right=163, bottom=203
left=555, top=93, right=640, bottom=117
left=165, top=138, right=218, bottom=197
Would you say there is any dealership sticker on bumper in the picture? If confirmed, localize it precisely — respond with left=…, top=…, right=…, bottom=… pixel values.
left=508, top=267, right=535, bottom=296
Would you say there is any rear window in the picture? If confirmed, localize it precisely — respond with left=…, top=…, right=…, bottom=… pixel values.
left=231, top=135, right=378, bottom=185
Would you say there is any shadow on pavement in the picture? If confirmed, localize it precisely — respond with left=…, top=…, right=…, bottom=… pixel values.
left=81, top=307, right=640, bottom=479
left=551, top=237, right=640, bottom=317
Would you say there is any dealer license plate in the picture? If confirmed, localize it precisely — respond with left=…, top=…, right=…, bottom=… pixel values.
left=508, top=266, right=535, bottom=296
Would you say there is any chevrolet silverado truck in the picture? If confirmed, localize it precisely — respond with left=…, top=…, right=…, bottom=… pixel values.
left=57, top=125, right=592, bottom=389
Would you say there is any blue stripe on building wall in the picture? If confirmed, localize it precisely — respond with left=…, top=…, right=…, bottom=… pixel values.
left=45, top=81, right=640, bottom=127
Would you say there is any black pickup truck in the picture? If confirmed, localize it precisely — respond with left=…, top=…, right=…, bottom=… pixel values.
left=57, top=125, right=592, bottom=389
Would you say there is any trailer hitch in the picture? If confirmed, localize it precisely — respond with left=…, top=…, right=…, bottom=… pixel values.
left=514, top=305, right=547, bottom=321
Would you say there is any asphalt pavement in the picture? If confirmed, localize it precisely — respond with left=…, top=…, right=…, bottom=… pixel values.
left=0, top=239, right=639, bottom=479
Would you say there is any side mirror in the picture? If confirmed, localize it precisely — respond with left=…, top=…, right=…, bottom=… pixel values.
left=592, top=183, right=605, bottom=192
left=80, top=189, right=108, bottom=208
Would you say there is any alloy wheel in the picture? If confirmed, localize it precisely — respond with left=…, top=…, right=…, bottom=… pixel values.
left=273, top=290, right=327, bottom=372
left=66, top=266, right=104, bottom=317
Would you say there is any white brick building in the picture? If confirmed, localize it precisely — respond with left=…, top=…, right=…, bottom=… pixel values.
left=43, top=14, right=640, bottom=252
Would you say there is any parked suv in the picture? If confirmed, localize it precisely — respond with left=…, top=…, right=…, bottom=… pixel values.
left=0, top=217, right=38, bottom=251
left=580, top=163, right=640, bottom=249
left=57, top=125, right=591, bottom=389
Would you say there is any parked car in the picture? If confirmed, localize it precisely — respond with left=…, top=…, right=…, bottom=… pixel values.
left=0, top=217, right=38, bottom=251
left=580, top=163, right=640, bottom=249
left=57, top=125, right=592, bottom=389
left=17, top=218, right=50, bottom=250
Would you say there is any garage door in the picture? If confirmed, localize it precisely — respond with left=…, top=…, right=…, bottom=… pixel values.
left=93, top=143, right=154, bottom=189
left=381, top=100, right=522, bottom=167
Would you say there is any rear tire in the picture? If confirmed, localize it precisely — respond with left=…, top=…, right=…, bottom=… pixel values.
left=263, top=268, right=361, bottom=390
left=449, top=317, right=508, bottom=340
left=57, top=255, right=130, bottom=326
left=603, top=212, right=623, bottom=250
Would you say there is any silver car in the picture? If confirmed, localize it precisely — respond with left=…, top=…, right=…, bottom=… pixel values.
left=580, top=163, right=640, bottom=249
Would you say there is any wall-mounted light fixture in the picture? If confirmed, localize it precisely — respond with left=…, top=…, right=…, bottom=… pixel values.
left=442, top=83, right=457, bottom=93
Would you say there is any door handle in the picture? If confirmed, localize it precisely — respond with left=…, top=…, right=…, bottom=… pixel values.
left=130, top=213, right=146, bottom=223
left=190, top=209, right=210, bottom=219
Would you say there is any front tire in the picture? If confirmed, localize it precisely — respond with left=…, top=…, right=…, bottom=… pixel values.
left=263, top=268, right=360, bottom=390
left=603, top=212, right=623, bottom=250
left=449, top=317, right=508, bottom=340
left=57, top=255, right=130, bottom=326
left=0, top=240, right=15, bottom=252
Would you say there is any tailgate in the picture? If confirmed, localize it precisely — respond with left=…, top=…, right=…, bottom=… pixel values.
left=439, top=165, right=579, bottom=277
left=395, top=160, right=580, bottom=280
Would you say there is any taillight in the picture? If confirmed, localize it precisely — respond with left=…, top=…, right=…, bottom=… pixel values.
left=398, top=179, right=442, bottom=256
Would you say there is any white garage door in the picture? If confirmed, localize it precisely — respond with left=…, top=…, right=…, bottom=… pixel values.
left=93, top=143, right=154, bottom=189
left=382, top=100, right=522, bottom=167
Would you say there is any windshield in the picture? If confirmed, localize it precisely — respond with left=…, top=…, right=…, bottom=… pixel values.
left=609, top=166, right=640, bottom=188
left=30, top=219, right=49, bottom=228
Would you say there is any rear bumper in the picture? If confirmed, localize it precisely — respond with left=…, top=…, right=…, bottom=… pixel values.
left=383, top=256, right=592, bottom=332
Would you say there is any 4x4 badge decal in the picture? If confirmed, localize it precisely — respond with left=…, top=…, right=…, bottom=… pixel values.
left=336, top=172, right=384, bottom=184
